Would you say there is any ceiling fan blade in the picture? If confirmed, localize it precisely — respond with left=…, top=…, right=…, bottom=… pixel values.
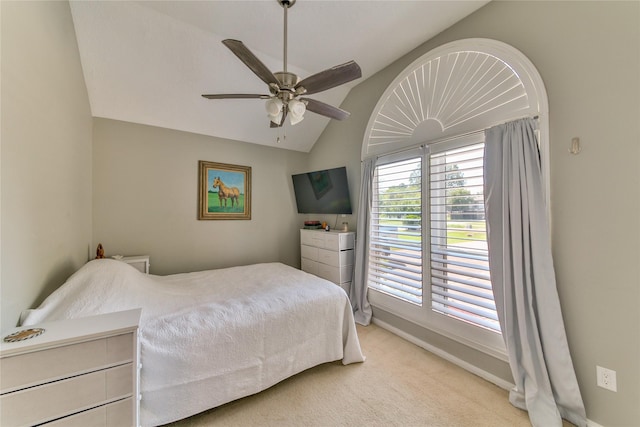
left=222, top=39, right=279, bottom=87
left=295, top=61, right=362, bottom=95
left=202, top=94, right=270, bottom=99
left=301, top=98, right=350, bottom=121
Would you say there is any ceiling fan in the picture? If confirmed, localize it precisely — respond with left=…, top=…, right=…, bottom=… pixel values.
left=201, top=0, right=362, bottom=128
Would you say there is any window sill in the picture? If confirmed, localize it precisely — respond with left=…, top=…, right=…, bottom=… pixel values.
left=369, top=291, right=508, bottom=363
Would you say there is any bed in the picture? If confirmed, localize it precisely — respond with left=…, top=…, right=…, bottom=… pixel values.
left=20, top=259, right=365, bottom=426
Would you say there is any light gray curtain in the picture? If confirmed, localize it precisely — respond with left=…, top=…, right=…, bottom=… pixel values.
left=483, top=118, right=587, bottom=427
left=351, top=158, right=374, bottom=325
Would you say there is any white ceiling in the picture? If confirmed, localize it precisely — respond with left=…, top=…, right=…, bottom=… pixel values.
left=70, top=0, right=489, bottom=152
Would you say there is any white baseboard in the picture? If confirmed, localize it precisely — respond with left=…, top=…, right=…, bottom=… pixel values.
left=371, top=318, right=602, bottom=427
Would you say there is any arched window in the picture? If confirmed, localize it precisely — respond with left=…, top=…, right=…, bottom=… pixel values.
left=362, top=39, right=548, bottom=357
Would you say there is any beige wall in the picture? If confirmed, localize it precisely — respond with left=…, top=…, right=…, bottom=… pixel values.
left=0, top=1, right=93, bottom=329
left=305, top=81, right=377, bottom=232
left=92, top=119, right=309, bottom=275
left=312, top=1, right=640, bottom=425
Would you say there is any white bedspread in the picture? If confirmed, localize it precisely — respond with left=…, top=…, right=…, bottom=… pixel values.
left=21, top=259, right=364, bottom=426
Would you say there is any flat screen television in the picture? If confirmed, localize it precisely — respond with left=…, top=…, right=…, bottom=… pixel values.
left=292, top=166, right=353, bottom=214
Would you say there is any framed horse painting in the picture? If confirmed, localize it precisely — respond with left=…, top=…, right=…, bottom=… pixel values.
left=198, top=161, right=251, bottom=220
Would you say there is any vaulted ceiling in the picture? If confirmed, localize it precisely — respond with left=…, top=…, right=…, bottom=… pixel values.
left=70, top=0, right=488, bottom=152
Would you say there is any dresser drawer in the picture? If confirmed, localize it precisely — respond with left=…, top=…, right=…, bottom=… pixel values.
left=323, top=233, right=340, bottom=250
left=318, top=263, right=353, bottom=284
left=300, top=230, right=325, bottom=247
left=318, top=248, right=354, bottom=268
left=324, top=232, right=355, bottom=251
left=300, top=244, right=319, bottom=262
left=301, top=257, right=318, bottom=275
left=1, top=364, right=133, bottom=427
left=300, top=229, right=355, bottom=251
left=1, top=333, right=134, bottom=393
left=46, top=397, right=134, bottom=427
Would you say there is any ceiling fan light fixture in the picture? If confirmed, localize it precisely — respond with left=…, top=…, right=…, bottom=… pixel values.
left=288, top=111, right=304, bottom=126
left=265, top=97, right=284, bottom=123
left=288, top=98, right=306, bottom=125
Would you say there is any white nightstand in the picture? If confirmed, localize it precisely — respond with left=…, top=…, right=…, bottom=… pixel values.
left=119, top=255, right=150, bottom=274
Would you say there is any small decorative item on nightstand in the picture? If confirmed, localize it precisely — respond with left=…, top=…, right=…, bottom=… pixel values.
left=3, top=328, right=45, bottom=343
left=95, top=243, right=105, bottom=259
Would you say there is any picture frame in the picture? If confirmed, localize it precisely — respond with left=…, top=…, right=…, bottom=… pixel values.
left=198, top=161, right=251, bottom=220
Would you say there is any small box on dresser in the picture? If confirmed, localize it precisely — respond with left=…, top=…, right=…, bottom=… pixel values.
left=300, top=229, right=355, bottom=294
left=0, top=309, right=142, bottom=427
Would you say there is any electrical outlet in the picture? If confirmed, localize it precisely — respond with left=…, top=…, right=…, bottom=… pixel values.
left=596, top=366, right=617, bottom=392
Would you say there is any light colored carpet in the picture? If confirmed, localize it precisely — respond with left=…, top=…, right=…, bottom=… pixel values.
left=164, top=323, right=568, bottom=426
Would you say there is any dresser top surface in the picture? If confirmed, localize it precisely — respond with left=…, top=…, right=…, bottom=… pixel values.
left=300, top=229, right=354, bottom=235
left=1, top=309, right=141, bottom=357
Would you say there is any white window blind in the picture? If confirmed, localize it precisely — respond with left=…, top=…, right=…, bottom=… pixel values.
left=368, top=157, right=423, bottom=305
left=367, top=142, right=501, bottom=336
left=429, top=143, right=500, bottom=333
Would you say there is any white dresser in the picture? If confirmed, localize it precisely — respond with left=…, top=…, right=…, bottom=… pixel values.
left=0, top=309, right=141, bottom=427
left=300, top=229, right=355, bottom=293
